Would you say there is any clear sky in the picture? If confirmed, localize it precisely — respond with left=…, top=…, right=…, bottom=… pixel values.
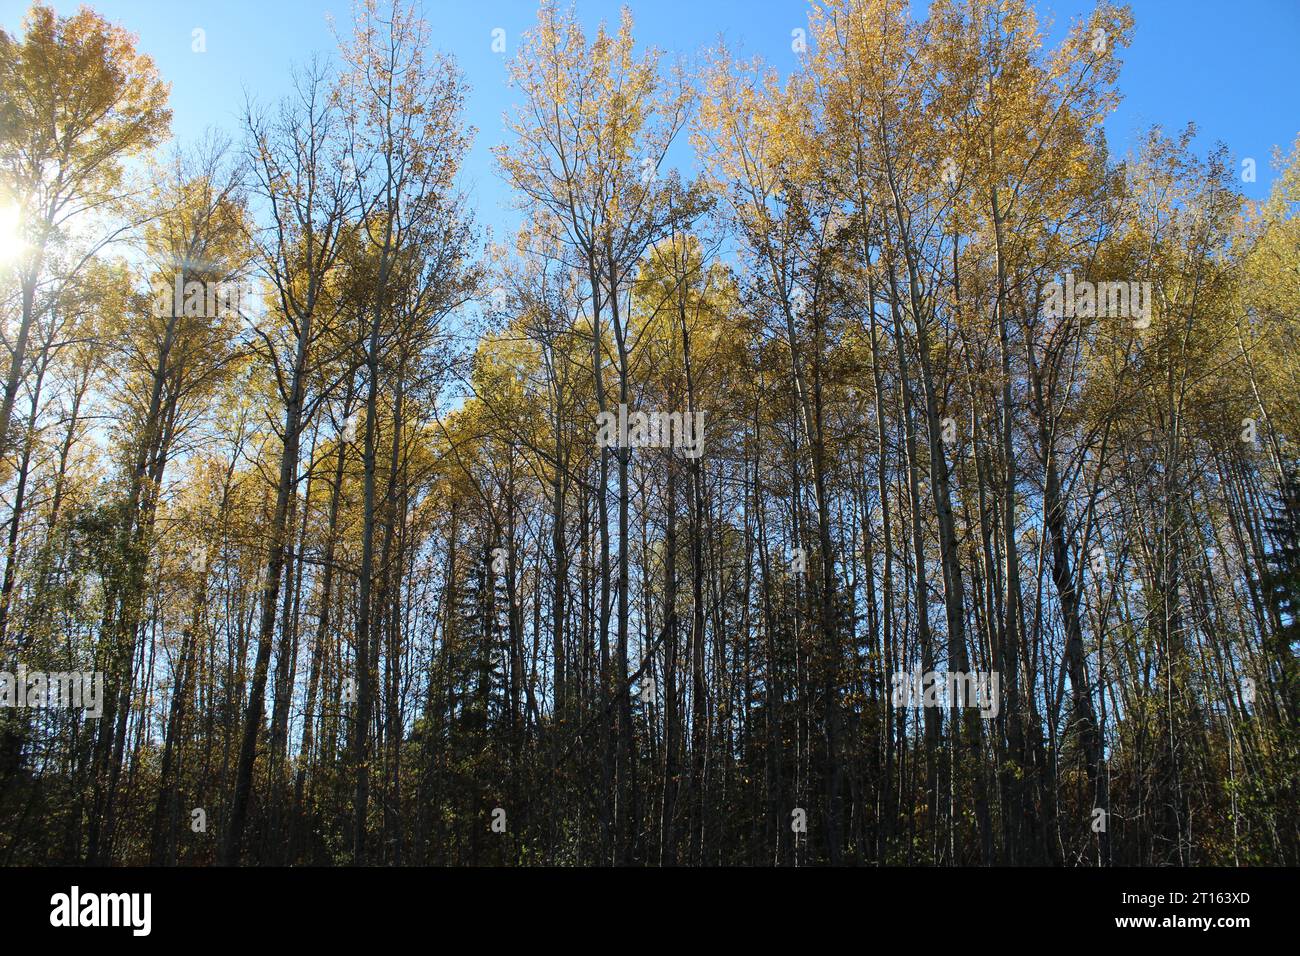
left=4, top=0, right=1298, bottom=244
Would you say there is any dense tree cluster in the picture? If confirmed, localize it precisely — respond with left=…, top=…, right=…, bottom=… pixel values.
left=0, top=0, right=1296, bottom=866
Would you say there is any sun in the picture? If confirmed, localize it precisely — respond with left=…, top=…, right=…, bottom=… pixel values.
left=0, top=204, right=24, bottom=265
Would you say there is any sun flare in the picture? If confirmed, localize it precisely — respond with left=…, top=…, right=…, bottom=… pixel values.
left=0, top=204, right=23, bottom=265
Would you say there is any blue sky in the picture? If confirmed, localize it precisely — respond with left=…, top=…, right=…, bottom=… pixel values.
left=4, top=0, right=1298, bottom=244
